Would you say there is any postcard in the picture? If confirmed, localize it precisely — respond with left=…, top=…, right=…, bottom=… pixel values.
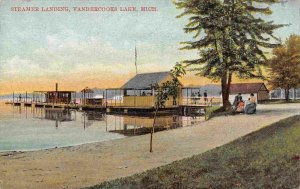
left=1, top=0, right=300, bottom=188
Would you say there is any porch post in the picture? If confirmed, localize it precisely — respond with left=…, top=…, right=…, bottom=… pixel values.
left=134, top=89, right=136, bottom=107
left=187, top=88, right=189, bottom=105
left=118, top=89, right=120, bottom=106
left=114, top=89, right=116, bottom=106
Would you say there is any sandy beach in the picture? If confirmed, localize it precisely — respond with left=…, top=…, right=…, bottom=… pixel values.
left=1, top=103, right=300, bottom=189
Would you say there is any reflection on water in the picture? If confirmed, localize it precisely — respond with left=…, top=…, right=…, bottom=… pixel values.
left=112, top=116, right=182, bottom=136
left=0, top=102, right=203, bottom=152
left=44, top=109, right=74, bottom=122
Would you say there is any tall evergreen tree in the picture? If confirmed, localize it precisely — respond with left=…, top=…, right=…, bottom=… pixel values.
left=175, top=0, right=283, bottom=110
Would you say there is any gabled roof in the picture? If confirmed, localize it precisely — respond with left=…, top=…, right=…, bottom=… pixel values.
left=230, top=83, right=268, bottom=94
left=122, top=72, right=174, bottom=89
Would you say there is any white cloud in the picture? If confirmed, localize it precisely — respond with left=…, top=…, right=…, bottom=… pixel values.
left=0, top=56, right=45, bottom=80
left=0, top=30, right=198, bottom=82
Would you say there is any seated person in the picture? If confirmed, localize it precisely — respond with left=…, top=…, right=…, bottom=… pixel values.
left=236, top=101, right=245, bottom=113
left=232, top=93, right=243, bottom=112
left=245, top=93, right=257, bottom=114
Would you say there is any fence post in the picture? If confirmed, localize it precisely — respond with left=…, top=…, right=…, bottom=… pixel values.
left=114, top=90, right=116, bottom=106
left=134, top=89, right=136, bottom=107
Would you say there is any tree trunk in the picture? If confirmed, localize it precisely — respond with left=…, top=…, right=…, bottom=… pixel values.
left=150, top=105, right=158, bottom=153
left=221, top=71, right=232, bottom=111
left=285, top=88, right=290, bottom=102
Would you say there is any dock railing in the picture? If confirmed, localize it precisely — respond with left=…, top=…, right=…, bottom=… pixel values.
left=180, top=96, right=222, bottom=106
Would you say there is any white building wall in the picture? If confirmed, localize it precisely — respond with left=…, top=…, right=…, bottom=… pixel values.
left=270, top=88, right=300, bottom=100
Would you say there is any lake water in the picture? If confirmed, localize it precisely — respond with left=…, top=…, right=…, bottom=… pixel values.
left=0, top=102, right=203, bottom=152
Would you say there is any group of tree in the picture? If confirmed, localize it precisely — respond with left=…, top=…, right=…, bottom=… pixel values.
left=174, top=0, right=286, bottom=108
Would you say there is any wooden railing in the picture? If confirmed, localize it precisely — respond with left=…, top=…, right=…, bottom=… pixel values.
left=180, top=96, right=222, bottom=106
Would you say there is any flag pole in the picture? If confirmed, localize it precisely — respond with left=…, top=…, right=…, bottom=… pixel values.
left=135, top=41, right=138, bottom=75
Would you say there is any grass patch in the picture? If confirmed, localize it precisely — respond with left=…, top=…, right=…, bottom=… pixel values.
left=86, top=115, right=300, bottom=189
left=205, top=106, right=225, bottom=120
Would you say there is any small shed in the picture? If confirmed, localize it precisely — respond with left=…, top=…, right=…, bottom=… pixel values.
left=229, top=83, right=269, bottom=104
left=34, top=83, right=76, bottom=104
left=81, top=87, right=94, bottom=105
left=40, top=91, right=75, bottom=104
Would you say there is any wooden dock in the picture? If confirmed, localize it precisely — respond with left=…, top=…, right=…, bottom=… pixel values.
left=4, top=101, right=213, bottom=116
left=5, top=102, right=79, bottom=109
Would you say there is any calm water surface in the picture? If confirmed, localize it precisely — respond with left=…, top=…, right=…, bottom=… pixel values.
left=0, top=102, right=203, bottom=152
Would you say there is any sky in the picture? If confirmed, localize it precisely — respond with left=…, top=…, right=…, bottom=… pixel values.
left=0, top=0, right=300, bottom=94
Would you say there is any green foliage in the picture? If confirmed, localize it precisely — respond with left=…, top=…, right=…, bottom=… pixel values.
left=152, top=83, right=169, bottom=108
left=268, top=35, right=300, bottom=101
left=171, top=62, right=186, bottom=78
left=205, top=106, right=224, bottom=120
left=174, top=0, right=283, bottom=108
left=154, top=63, right=185, bottom=108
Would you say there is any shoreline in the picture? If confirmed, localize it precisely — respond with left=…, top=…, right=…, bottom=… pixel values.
left=0, top=136, right=128, bottom=155
left=1, top=103, right=300, bottom=189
